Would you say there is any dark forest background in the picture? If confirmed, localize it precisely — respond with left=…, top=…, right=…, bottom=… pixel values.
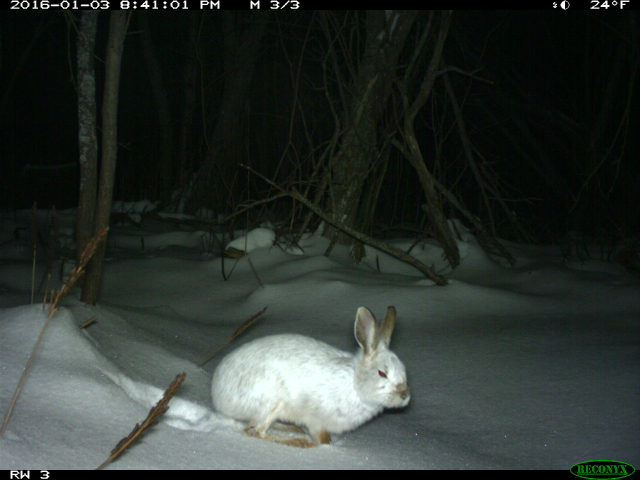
left=1, top=10, right=638, bottom=250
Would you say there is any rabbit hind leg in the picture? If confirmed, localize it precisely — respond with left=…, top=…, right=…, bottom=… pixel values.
left=246, top=400, right=284, bottom=437
left=244, top=423, right=318, bottom=448
left=244, top=402, right=319, bottom=448
left=273, top=423, right=330, bottom=446
left=271, top=422, right=306, bottom=435
left=310, top=429, right=331, bottom=445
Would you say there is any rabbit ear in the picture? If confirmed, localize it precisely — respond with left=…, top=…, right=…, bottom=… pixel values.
left=354, top=307, right=379, bottom=355
left=377, top=306, right=396, bottom=348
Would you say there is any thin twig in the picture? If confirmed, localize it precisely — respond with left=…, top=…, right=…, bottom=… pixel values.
left=246, top=256, right=264, bottom=289
left=198, top=306, right=267, bottom=368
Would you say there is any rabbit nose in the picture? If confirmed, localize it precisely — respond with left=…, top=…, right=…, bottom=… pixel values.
left=396, top=384, right=410, bottom=401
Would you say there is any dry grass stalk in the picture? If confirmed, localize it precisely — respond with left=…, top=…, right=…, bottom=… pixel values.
left=50, top=226, right=109, bottom=315
left=41, top=273, right=51, bottom=310
left=38, top=206, right=59, bottom=294
left=198, top=306, right=267, bottom=368
left=0, top=227, right=109, bottom=436
left=96, top=373, right=186, bottom=470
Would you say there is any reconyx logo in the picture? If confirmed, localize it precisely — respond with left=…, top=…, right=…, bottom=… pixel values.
left=571, top=460, right=635, bottom=480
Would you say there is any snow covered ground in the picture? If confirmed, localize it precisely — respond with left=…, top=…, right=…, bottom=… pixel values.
left=1, top=207, right=638, bottom=469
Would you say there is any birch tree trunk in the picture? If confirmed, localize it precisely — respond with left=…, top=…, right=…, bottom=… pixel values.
left=76, top=11, right=99, bottom=270
left=81, top=11, right=129, bottom=305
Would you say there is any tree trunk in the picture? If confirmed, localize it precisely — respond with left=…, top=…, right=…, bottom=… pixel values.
left=76, top=11, right=99, bottom=270
left=139, top=11, right=173, bottom=203
left=81, top=11, right=129, bottom=305
left=323, top=11, right=417, bottom=259
left=189, top=11, right=270, bottom=213
left=176, top=12, right=200, bottom=195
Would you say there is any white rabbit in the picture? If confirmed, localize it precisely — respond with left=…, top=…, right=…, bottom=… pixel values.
left=211, top=306, right=410, bottom=447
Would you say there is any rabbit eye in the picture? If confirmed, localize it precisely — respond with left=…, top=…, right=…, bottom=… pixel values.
left=378, top=370, right=387, bottom=378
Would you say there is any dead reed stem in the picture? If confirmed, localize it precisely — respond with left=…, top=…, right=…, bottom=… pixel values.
left=198, top=306, right=267, bottom=368
left=96, top=373, right=186, bottom=470
left=0, top=227, right=109, bottom=436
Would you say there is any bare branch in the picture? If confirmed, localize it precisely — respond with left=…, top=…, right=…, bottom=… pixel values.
left=241, top=164, right=447, bottom=285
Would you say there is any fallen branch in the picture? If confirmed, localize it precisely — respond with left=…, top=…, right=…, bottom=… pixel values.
left=241, top=164, right=447, bottom=285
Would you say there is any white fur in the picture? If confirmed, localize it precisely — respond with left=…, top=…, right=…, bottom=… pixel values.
left=211, top=306, right=410, bottom=445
